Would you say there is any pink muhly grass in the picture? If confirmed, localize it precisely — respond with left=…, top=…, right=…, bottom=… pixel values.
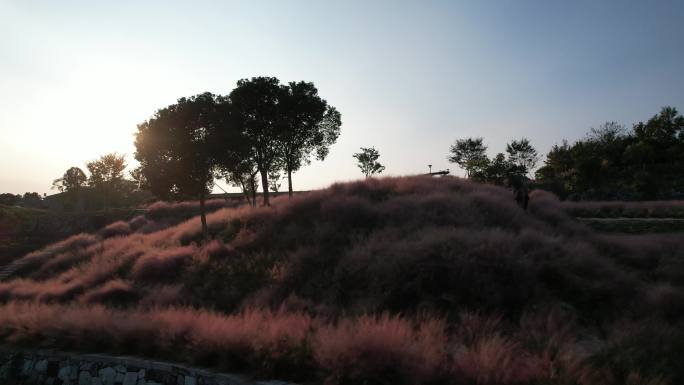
left=132, top=245, right=196, bottom=281
left=79, top=279, right=138, bottom=305
left=453, top=335, right=535, bottom=385
left=138, top=284, right=185, bottom=307
left=18, top=233, right=99, bottom=271
left=100, top=221, right=132, bottom=238
left=456, top=312, right=504, bottom=346
left=314, top=313, right=448, bottom=383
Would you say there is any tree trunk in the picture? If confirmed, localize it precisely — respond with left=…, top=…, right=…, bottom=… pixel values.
left=288, top=168, right=293, bottom=198
left=260, top=169, right=270, bottom=206
left=237, top=177, right=251, bottom=207
left=250, top=174, right=257, bottom=207
left=199, top=191, right=208, bottom=241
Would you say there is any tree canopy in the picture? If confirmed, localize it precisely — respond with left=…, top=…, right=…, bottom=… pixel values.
left=52, top=167, right=87, bottom=193
left=447, top=138, right=488, bottom=178
left=353, top=147, right=385, bottom=178
left=505, top=138, right=538, bottom=176
left=278, top=81, right=341, bottom=197
left=135, top=92, right=221, bottom=238
left=536, top=106, right=684, bottom=199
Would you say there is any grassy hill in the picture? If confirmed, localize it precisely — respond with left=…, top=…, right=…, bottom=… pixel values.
left=1, top=176, right=683, bottom=384
left=0, top=205, right=133, bottom=266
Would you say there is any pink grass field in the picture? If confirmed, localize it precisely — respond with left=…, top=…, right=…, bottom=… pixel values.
left=0, top=176, right=682, bottom=384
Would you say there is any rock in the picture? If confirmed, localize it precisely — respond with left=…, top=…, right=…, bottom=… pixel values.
left=79, top=371, right=92, bottom=385
left=185, top=376, right=197, bottom=385
left=98, top=367, right=116, bottom=385
left=35, top=359, right=49, bottom=374
left=58, top=365, right=73, bottom=381
left=92, top=378, right=103, bottom=385
left=21, top=359, right=34, bottom=376
left=138, top=369, right=146, bottom=379
left=123, top=371, right=139, bottom=385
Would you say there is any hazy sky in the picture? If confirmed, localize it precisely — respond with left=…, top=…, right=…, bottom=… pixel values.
left=1, top=1, right=683, bottom=195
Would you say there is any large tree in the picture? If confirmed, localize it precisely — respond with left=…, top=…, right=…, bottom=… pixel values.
left=278, top=81, right=342, bottom=197
left=229, top=77, right=283, bottom=206
left=135, top=92, right=220, bottom=239
left=353, top=147, right=385, bottom=177
left=447, top=137, right=488, bottom=178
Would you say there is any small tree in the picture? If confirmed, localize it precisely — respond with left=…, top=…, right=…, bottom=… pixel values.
left=353, top=147, right=385, bottom=178
left=506, top=138, right=538, bottom=176
left=52, top=166, right=88, bottom=211
left=448, top=137, right=488, bottom=178
left=52, top=167, right=88, bottom=193
left=86, top=153, right=127, bottom=209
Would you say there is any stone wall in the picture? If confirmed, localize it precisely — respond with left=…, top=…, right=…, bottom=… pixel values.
left=0, top=348, right=292, bottom=385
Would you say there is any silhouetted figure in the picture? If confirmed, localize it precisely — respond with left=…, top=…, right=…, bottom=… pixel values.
left=509, top=174, right=530, bottom=211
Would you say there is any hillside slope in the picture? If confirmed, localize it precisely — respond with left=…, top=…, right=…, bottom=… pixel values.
left=1, top=176, right=683, bottom=384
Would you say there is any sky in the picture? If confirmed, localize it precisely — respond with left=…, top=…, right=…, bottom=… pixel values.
left=1, top=0, right=683, bottom=195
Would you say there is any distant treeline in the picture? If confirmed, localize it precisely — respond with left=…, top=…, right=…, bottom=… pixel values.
left=449, top=106, right=684, bottom=200
left=536, top=107, right=684, bottom=200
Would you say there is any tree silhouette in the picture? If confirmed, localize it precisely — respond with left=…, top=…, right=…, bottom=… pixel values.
left=480, top=153, right=512, bottom=185
left=86, top=153, right=127, bottom=209
left=52, top=167, right=88, bottom=193
left=448, top=137, right=488, bottom=178
left=0, top=193, right=20, bottom=206
left=52, top=166, right=88, bottom=211
left=353, top=147, right=385, bottom=177
left=505, top=138, right=538, bottom=176
left=279, top=81, right=341, bottom=197
left=229, top=77, right=283, bottom=206
left=135, top=93, right=220, bottom=240
left=535, top=106, right=684, bottom=199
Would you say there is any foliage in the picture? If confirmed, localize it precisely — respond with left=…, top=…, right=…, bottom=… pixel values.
left=228, top=77, right=283, bottom=206
left=536, top=107, right=684, bottom=200
left=448, top=137, right=488, bottom=178
left=505, top=137, right=538, bottom=176
left=278, top=81, right=341, bottom=197
left=135, top=92, right=222, bottom=239
left=353, top=146, right=385, bottom=177
left=52, top=167, right=88, bottom=193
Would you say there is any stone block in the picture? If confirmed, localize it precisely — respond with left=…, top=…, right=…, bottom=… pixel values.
left=58, top=365, right=73, bottom=381
left=123, top=371, right=139, bottom=385
left=98, top=367, right=116, bottom=385
left=35, top=359, right=49, bottom=374
left=79, top=370, right=92, bottom=385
